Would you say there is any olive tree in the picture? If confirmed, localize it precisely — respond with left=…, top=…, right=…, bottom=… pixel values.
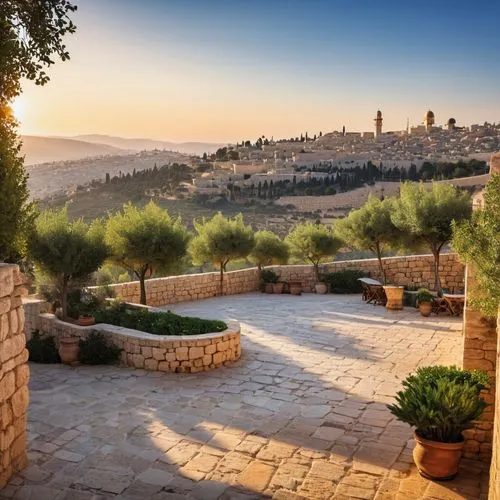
left=1, top=1, right=76, bottom=261
left=28, top=207, right=108, bottom=318
left=189, top=213, right=255, bottom=295
left=335, top=196, right=404, bottom=283
left=248, top=231, right=289, bottom=269
left=452, top=175, right=500, bottom=317
left=285, top=222, right=343, bottom=281
left=106, top=202, right=190, bottom=305
left=392, top=182, right=471, bottom=292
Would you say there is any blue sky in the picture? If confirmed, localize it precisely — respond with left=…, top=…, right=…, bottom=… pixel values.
left=18, top=0, right=500, bottom=142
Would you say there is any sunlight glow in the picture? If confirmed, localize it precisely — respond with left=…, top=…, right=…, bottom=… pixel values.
left=11, top=96, right=26, bottom=122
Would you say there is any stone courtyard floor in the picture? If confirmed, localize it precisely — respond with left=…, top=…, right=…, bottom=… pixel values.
left=0, top=293, right=490, bottom=499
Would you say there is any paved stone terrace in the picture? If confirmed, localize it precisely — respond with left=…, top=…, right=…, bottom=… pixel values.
left=0, top=294, right=489, bottom=499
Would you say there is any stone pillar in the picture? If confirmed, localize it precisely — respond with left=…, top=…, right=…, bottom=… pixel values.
left=0, top=264, right=29, bottom=488
left=462, top=153, right=500, bottom=461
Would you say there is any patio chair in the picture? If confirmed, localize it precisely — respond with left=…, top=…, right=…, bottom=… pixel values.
left=358, top=278, right=387, bottom=306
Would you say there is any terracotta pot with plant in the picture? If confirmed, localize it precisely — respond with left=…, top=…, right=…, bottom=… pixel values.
left=314, top=281, right=328, bottom=294
left=416, top=288, right=434, bottom=317
left=58, top=336, right=80, bottom=365
left=388, top=366, right=488, bottom=480
left=261, top=269, right=279, bottom=294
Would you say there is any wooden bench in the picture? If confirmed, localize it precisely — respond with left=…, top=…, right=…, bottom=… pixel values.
left=358, top=278, right=387, bottom=306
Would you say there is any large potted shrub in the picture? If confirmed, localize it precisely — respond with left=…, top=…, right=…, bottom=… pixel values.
left=261, top=269, right=279, bottom=294
left=388, top=366, right=488, bottom=480
left=416, top=288, right=434, bottom=317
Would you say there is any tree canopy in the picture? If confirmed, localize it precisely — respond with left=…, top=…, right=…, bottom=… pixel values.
left=189, top=213, right=255, bottom=294
left=335, top=196, right=403, bottom=283
left=453, top=175, right=500, bottom=317
left=248, top=231, right=289, bottom=269
left=391, top=182, right=471, bottom=291
left=286, top=222, right=343, bottom=281
left=105, top=202, right=190, bottom=305
left=28, top=207, right=108, bottom=318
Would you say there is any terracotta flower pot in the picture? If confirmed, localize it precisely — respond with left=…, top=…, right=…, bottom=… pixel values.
left=58, top=337, right=80, bottom=365
left=264, top=283, right=274, bottom=294
left=413, top=432, right=464, bottom=480
left=315, top=282, right=328, bottom=294
left=77, top=315, right=96, bottom=326
left=289, top=281, right=302, bottom=296
left=419, top=302, right=433, bottom=317
left=383, top=285, right=404, bottom=310
left=273, top=282, right=284, bottom=294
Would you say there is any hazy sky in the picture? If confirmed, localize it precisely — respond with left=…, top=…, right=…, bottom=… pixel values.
left=16, top=0, right=500, bottom=143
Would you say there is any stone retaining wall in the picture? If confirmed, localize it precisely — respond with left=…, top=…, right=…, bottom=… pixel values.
left=489, top=307, right=500, bottom=500
left=37, top=314, right=241, bottom=374
left=96, top=253, right=464, bottom=306
left=22, top=298, right=48, bottom=342
left=0, top=264, right=29, bottom=488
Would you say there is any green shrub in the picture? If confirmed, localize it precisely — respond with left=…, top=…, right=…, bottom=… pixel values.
left=321, top=270, right=369, bottom=293
left=416, top=288, right=434, bottom=304
left=387, top=366, right=488, bottom=443
left=94, top=305, right=227, bottom=336
left=261, top=269, right=279, bottom=284
left=79, top=332, right=122, bottom=365
left=27, top=331, right=60, bottom=363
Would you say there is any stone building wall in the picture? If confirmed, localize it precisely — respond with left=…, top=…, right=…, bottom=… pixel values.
left=0, top=264, right=29, bottom=488
left=489, top=308, right=500, bottom=500
left=98, top=253, right=464, bottom=306
left=37, top=313, right=241, bottom=374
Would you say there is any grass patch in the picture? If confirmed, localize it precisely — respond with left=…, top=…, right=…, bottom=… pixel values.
left=93, top=306, right=227, bottom=336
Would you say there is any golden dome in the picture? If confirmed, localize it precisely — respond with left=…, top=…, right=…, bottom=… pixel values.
left=425, top=110, right=435, bottom=119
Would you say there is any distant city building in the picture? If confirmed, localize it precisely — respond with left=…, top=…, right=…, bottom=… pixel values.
left=424, top=110, right=435, bottom=132
left=374, top=110, right=383, bottom=137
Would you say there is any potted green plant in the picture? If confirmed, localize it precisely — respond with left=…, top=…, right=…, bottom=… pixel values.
left=315, top=275, right=328, bottom=294
left=388, top=366, right=488, bottom=480
left=416, top=288, right=434, bottom=317
left=261, top=269, right=279, bottom=294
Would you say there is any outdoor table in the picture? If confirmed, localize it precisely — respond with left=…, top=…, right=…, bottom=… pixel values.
left=442, top=293, right=465, bottom=316
left=358, top=278, right=387, bottom=306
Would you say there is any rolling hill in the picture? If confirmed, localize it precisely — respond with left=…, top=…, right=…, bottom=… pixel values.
left=72, top=134, right=226, bottom=155
left=21, top=135, right=127, bottom=165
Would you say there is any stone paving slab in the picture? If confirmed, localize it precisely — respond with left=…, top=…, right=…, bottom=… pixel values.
left=1, top=293, right=489, bottom=499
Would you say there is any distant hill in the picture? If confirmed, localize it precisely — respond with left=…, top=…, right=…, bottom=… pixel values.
left=72, top=134, right=226, bottom=155
left=21, top=135, right=126, bottom=165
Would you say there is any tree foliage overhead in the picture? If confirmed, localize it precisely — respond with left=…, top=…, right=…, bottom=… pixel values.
left=285, top=222, right=343, bottom=280
left=28, top=206, right=108, bottom=318
left=452, top=174, right=500, bottom=317
left=391, top=182, right=471, bottom=291
left=0, top=0, right=77, bottom=102
left=335, top=196, right=404, bottom=283
left=189, top=213, right=255, bottom=294
left=249, top=231, right=289, bottom=269
left=105, top=202, right=189, bottom=305
left=0, top=106, right=36, bottom=261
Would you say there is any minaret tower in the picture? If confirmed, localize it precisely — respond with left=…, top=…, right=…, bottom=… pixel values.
left=374, top=110, right=383, bottom=137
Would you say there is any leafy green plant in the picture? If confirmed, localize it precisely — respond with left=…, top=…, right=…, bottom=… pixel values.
left=321, top=270, right=368, bottom=293
left=388, top=366, right=488, bottom=443
left=249, top=231, right=289, bottom=269
left=261, top=269, right=279, bottom=284
left=189, top=212, right=255, bottom=295
left=285, top=222, right=343, bottom=282
left=94, top=305, right=227, bottom=336
left=79, top=332, right=122, bottom=365
left=452, top=174, right=500, bottom=317
left=27, top=331, right=60, bottom=364
left=416, top=288, right=434, bottom=304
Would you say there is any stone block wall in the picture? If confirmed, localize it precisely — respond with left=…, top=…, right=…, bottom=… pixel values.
left=96, top=253, right=464, bottom=306
left=38, top=313, right=241, bottom=374
left=22, top=298, right=49, bottom=342
left=272, top=253, right=464, bottom=293
left=0, top=264, right=29, bottom=488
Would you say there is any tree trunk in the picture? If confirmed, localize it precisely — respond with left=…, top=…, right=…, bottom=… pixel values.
left=219, top=262, right=224, bottom=296
left=314, top=263, right=320, bottom=282
left=375, top=244, right=387, bottom=284
left=432, top=249, right=441, bottom=293
left=61, top=275, right=69, bottom=319
left=138, top=264, right=149, bottom=305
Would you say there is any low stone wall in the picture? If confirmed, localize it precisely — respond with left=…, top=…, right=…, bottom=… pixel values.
left=272, top=253, right=464, bottom=293
left=38, top=314, right=241, bottom=374
left=22, top=297, right=49, bottom=342
left=96, top=253, right=464, bottom=305
left=0, top=264, right=29, bottom=488
left=489, top=307, right=500, bottom=500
